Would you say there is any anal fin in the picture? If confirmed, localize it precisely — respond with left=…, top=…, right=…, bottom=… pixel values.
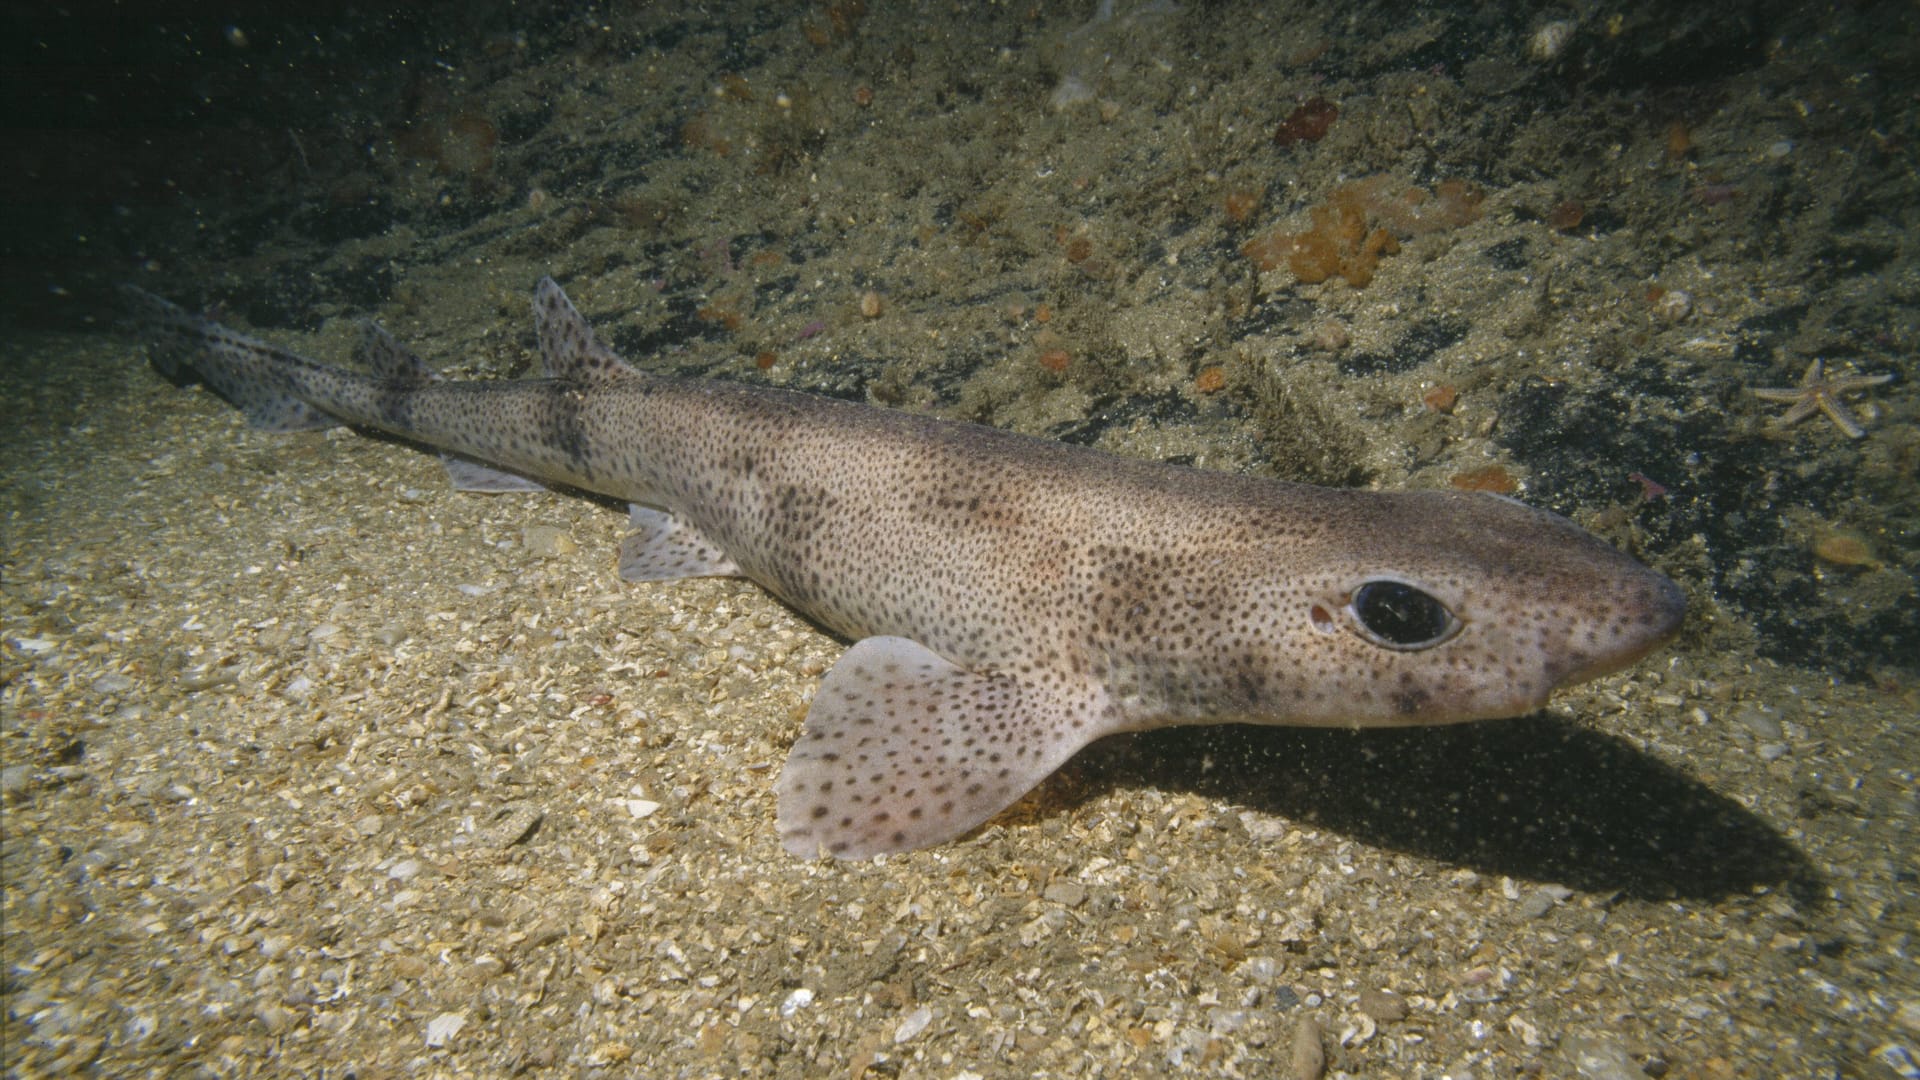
left=441, top=456, right=549, bottom=493
left=618, top=505, right=741, bottom=581
left=241, top=397, right=336, bottom=433
left=777, top=636, right=1113, bottom=859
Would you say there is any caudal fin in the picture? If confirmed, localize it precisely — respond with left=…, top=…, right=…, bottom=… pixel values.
left=121, top=286, right=338, bottom=432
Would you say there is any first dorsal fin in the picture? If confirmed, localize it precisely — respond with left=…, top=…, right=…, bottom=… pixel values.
left=531, top=277, right=637, bottom=383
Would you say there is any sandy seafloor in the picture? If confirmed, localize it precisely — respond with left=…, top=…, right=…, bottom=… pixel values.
left=2, top=2, right=1918, bottom=1077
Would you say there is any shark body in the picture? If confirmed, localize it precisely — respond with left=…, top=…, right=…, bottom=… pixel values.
left=127, top=279, right=1686, bottom=858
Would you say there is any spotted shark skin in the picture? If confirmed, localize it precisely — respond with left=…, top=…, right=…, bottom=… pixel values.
left=125, top=279, right=1687, bottom=859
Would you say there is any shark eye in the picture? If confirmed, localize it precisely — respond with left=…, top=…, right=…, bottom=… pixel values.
left=1348, top=580, right=1459, bottom=650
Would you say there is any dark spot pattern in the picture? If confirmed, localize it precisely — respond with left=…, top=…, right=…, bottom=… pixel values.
left=132, top=279, right=1688, bottom=861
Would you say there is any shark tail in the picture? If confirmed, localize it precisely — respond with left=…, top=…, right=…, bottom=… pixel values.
left=120, top=285, right=339, bottom=432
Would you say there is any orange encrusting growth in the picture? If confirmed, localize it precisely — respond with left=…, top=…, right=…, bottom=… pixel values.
left=1222, top=189, right=1262, bottom=224
left=1242, top=176, right=1484, bottom=288
left=1273, top=97, right=1339, bottom=148
left=1449, top=465, right=1519, bottom=494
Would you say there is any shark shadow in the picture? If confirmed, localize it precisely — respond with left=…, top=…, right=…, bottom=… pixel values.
left=1057, top=715, right=1820, bottom=904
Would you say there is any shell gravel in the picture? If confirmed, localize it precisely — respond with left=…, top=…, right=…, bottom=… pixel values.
left=5, top=4, right=1918, bottom=1076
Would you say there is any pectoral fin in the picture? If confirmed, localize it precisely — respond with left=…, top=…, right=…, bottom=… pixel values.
left=777, top=636, right=1112, bottom=859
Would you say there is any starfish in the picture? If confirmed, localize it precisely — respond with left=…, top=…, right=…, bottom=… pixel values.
left=1749, top=359, right=1894, bottom=439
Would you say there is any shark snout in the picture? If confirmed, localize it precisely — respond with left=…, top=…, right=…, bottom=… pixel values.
left=1555, top=569, right=1688, bottom=688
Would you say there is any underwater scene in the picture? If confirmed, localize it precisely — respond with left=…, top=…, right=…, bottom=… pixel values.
left=1, top=1, right=1915, bottom=1076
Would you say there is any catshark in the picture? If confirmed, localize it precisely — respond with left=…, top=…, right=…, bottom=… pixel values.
left=126, top=278, right=1686, bottom=859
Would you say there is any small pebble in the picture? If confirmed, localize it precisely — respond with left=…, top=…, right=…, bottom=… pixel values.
left=424, top=1011, right=467, bottom=1047
left=589, top=1042, right=634, bottom=1066
left=1359, top=989, right=1408, bottom=1022
left=486, top=804, right=545, bottom=848
left=1877, top=1043, right=1919, bottom=1077
left=1517, top=884, right=1573, bottom=920
left=1528, top=19, right=1576, bottom=61
left=1, top=764, right=33, bottom=799
left=1652, top=288, right=1692, bottom=322
left=1043, top=881, right=1088, bottom=907
left=255, top=1003, right=292, bottom=1034
left=1242, top=956, right=1281, bottom=984
left=522, top=524, right=577, bottom=557
left=1290, top=1015, right=1327, bottom=1080
left=1309, top=321, right=1350, bottom=352
left=1734, top=703, right=1783, bottom=740
left=1563, top=1032, right=1643, bottom=1080
left=893, top=1004, right=933, bottom=1043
